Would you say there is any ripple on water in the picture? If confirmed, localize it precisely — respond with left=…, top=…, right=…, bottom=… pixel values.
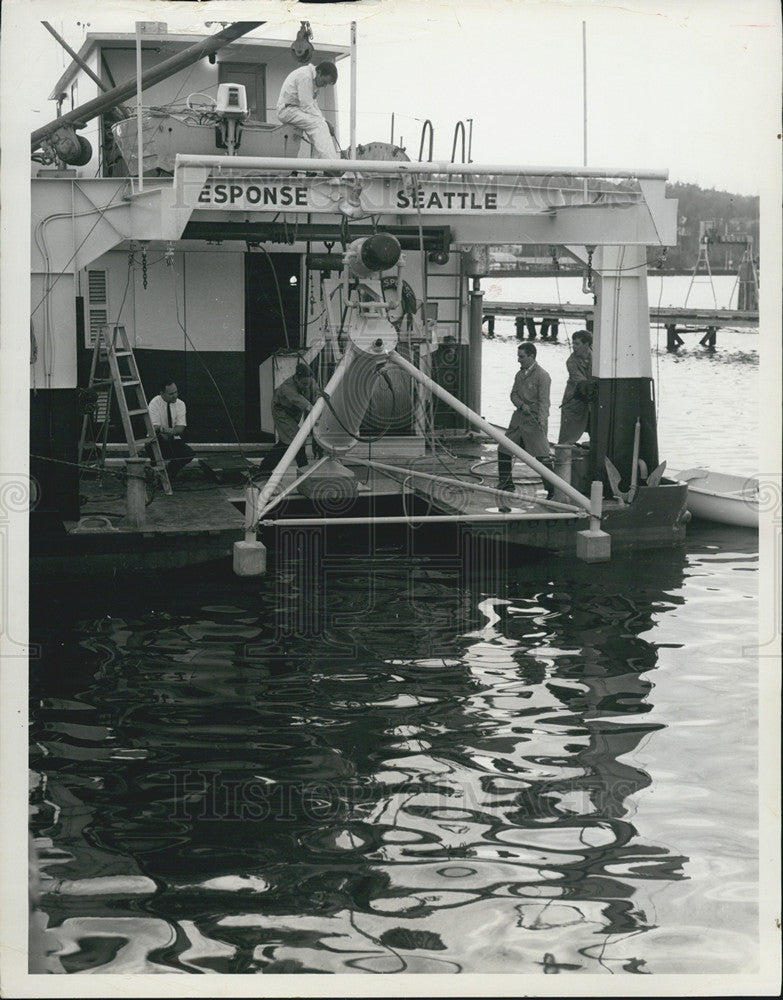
left=29, top=505, right=759, bottom=975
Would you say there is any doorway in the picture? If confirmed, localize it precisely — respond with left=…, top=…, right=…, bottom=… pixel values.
left=244, top=252, right=302, bottom=437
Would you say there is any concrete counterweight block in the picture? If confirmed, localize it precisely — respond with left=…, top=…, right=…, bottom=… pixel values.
left=233, top=539, right=267, bottom=576
left=576, top=527, right=611, bottom=563
left=576, top=479, right=611, bottom=562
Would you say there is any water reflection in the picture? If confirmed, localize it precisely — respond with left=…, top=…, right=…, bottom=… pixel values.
left=31, top=537, right=749, bottom=974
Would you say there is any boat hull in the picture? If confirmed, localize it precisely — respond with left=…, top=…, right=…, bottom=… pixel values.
left=672, top=470, right=759, bottom=528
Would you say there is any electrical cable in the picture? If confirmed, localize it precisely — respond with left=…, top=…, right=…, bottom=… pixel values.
left=250, top=243, right=291, bottom=349
left=31, top=453, right=128, bottom=479
left=166, top=257, right=249, bottom=463
left=31, top=186, right=129, bottom=320
left=652, top=269, right=665, bottom=423
left=315, top=366, right=398, bottom=446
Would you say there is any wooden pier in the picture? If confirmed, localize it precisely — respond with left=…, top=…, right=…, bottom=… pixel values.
left=482, top=301, right=759, bottom=349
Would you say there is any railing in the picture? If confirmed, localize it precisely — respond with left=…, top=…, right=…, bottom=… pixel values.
left=418, top=119, right=434, bottom=162
left=451, top=121, right=466, bottom=164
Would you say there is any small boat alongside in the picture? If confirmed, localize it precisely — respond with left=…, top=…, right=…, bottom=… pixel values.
left=672, top=468, right=759, bottom=528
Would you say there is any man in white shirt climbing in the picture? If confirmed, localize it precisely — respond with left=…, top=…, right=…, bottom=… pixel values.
left=276, top=61, right=340, bottom=160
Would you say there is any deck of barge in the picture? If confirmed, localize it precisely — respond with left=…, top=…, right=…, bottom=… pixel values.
left=31, top=437, right=591, bottom=577
left=31, top=435, right=686, bottom=578
left=70, top=438, right=570, bottom=532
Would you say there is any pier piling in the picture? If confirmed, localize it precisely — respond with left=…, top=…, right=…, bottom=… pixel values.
left=666, top=324, right=685, bottom=350
left=125, top=459, right=148, bottom=529
left=699, top=327, right=717, bottom=348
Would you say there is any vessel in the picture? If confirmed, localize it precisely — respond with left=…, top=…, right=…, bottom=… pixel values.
left=28, top=19, right=690, bottom=575
left=673, top=469, right=759, bottom=528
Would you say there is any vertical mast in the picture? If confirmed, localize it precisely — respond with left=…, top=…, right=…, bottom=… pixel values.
left=590, top=246, right=660, bottom=493
left=582, top=21, right=588, bottom=200
left=135, top=22, right=144, bottom=191
left=350, top=22, right=357, bottom=161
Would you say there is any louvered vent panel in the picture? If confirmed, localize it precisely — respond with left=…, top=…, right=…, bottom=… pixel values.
left=86, top=270, right=108, bottom=347
left=88, top=270, right=107, bottom=303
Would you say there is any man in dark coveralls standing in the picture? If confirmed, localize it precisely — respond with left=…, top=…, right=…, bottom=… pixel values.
left=497, top=342, right=555, bottom=500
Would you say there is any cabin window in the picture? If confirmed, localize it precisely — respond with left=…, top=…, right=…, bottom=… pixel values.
left=218, top=62, right=266, bottom=121
left=86, top=269, right=109, bottom=348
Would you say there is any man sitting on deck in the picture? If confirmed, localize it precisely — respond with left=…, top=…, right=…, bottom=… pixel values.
left=146, top=379, right=195, bottom=480
left=498, top=342, right=555, bottom=501
left=255, top=363, right=322, bottom=477
left=276, top=61, right=341, bottom=161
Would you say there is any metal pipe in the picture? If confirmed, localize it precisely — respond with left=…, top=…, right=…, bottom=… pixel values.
left=254, top=455, right=329, bottom=521
left=348, top=457, right=582, bottom=513
left=125, top=459, right=148, bottom=528
left=135, top=22, right=144, bottom=193
left=589, top=480, right=603, bottom=532
left=32, top=21, right=264, bottom=149
left=387, top=349, right=593, bottom=512
left=350, top=21, right=357, bottom=161
left=418, top=120, right=434, bottom=162
left=42, top=22, right=110, bottom=94
left=629, top=417, right=641, bottom=499
left=582, top=21, right=588, bottom=166
left=174, top=152, right=668, bottom=181
left=582, top=20, right=588, bottom=201
left=261, top=511, right=580, bottom=527
left=451, top=121, right=466, bottom=164
left=468, top=278, right=484, bottom=416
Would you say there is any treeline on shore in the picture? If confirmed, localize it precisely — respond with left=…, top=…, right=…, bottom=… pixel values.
left=653, top=182, right=759, bottom=272
left=490, top=181, right=759, bottom=274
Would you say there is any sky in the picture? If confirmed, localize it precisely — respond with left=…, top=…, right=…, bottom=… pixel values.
left=3, top=0, right=780, bottom=197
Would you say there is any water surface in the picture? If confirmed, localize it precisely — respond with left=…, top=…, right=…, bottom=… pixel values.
left=29, top=292, right=760, bottom=975
left=30, top=528, right=758, bottom=975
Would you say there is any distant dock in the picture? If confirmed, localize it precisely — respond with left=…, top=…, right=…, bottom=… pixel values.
left=482, top=301, right=759, bottom=348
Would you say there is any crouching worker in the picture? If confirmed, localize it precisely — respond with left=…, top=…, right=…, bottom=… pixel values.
left=498, top=342, right=555, bottom=501
left=146, top=378, right=194, bottom=480
left=256, top=363, right=322, bottom=477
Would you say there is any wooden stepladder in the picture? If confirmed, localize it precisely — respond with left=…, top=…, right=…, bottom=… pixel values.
left=78, top=324, right=172, bottom=495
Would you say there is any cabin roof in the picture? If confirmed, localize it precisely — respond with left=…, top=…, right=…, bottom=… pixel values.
left=48, top=31, right=351, bottom=100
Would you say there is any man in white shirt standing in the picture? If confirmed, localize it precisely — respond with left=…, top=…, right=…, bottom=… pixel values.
left=146, top=378, right=195, bottom=480
left=276, top=61, right=340, bottom=160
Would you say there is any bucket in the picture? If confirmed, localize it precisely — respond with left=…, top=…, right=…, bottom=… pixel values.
left=569, top=445, right=591, bottom=494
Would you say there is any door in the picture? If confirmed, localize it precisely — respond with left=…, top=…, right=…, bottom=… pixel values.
left=219, top=62, right=267, bottom=120
left=244, top=252, right=302, bottom=437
